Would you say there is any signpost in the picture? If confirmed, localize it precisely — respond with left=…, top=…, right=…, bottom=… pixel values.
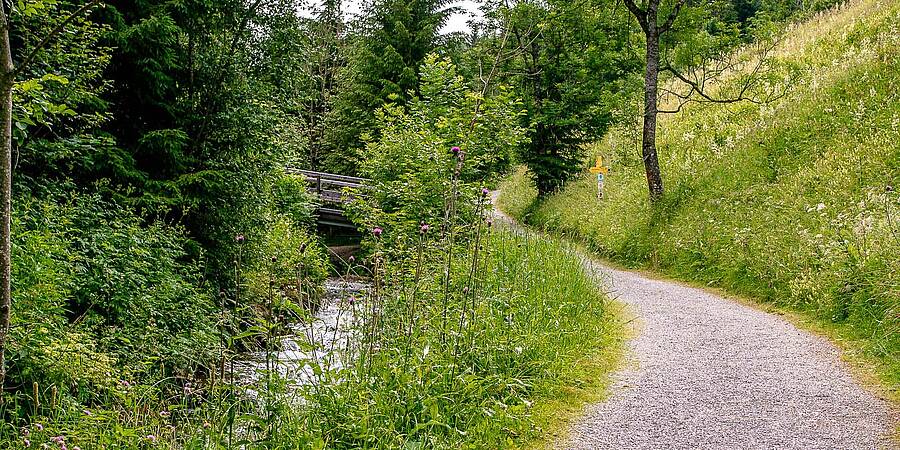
left=588, top=156, right=608, bottom=200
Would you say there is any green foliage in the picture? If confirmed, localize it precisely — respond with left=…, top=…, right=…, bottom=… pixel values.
left=294, top=230, right=615, bottom=448
left=273, top=174, right=320, bottom=229
left=9, top=189, right=219, bottom=393
left=351, top=56, right=526, bottom=244
left=480, top=0, right=639, bottom=195
left=323, top=0, right=454, bottom=174
left=500, top=0, right=900, bottom=385
left=243, top=216, right=329, bottom=309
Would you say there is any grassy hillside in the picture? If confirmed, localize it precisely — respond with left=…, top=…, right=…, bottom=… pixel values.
left=499, top=0, right=899, bottom=391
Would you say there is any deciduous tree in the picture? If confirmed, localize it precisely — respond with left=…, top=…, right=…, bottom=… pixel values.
left=622, top=0, right=791, bottom=200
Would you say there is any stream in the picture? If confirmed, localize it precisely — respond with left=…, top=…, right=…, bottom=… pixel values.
left=233, top=279, right=368, bottom=394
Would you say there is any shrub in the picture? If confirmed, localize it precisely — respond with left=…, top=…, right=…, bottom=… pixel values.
left=9, top=190, right=220, bottom=390
left=350, top=55, right=526, bottom=250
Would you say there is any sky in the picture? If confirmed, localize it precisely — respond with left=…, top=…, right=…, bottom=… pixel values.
left=298, top=0, right=484, bottom=34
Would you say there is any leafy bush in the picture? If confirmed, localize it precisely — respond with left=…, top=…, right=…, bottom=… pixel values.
left=9, top=190, right=220, bottom=391
left=243, top=216, right=329, bottom=313
left=351, top=55, right=526, bottom=247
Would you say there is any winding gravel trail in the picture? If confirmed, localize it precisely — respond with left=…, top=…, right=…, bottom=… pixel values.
left=488, top=194, right=897, bottom=449
left=563, top=260, right=897, bottom=449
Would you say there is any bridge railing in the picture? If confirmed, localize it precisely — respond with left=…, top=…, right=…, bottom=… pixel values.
left=285, top=168, right=372, bottom=204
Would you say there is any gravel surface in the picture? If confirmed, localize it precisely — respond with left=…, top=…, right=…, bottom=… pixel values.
left=487, top=193, right=896, bottom=449
left=561, top=259, right=898, bottom=449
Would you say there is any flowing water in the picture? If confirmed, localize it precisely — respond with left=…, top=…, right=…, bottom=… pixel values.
left=234, top=279, right=368, bottom=393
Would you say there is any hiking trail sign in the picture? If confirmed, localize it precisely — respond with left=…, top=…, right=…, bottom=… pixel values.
left=589, top=156, right=608, bottom=200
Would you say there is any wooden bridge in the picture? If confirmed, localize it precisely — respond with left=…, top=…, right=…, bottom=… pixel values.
left=285, top=168, right=370, bottom=229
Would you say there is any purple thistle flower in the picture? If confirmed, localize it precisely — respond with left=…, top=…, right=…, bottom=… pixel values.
left=82, top=409, right=91, bottom=416
left=21, top=428, right=29, bottom=437
left=420, top=222, right=429, bottom=234
left=372, top=227, right=383, bottom=238
left=33, top=424, right=43, bottom=431
left=145, top=434, right=157, bottom=443
left=450, top=146, right=460, bottom=155
left=235, top=234, right=245, bottom=243
left=481, top=187, right=489, bottom=197
left=50, top=436, right=64, bottom=444
left=23, top=438, right=30, bottom=448
left=348, top=255, right=355, bottom=263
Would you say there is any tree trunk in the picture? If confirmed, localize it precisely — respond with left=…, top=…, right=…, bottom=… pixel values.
left=0, top=9, right=14, bottom=388
left=641, top=27, right=664, bottom=200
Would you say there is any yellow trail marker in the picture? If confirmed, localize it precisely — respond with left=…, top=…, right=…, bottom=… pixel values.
left=589, top=156, right=608, bottom=199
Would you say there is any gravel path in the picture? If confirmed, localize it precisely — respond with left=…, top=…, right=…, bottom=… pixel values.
left=561, top=258, right=898, bottom=449
left=488, top=193, right=897, bottom=449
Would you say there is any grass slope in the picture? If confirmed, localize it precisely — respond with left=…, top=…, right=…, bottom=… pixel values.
left=499, top=0, right=900, bottom=394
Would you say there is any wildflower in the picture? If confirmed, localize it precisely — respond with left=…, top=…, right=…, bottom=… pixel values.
left=372, top=227, right=383, bottom=238
left=420, top=222, right=429, bottom=234
left=119, top=380, right=130, bottom=388
left=235, top=234, right=245, bottom=243
left=23, top=438, right=30, bottom=448
left=72, top=447, right=81, bottom=450
left=816, top=203, right=826, bottom=211
left=159, top=410, right=171, bottom=418
left=21, top=428, right=29, bottom=437
left=450, top=146, right=460, bottom=155
left=486, top=218, right=493, bottom=228
left=146, top=434, right=157, bottom=443
left=82, top=409, right=91, bottom=416
left=50, top=437, right=64, bottom=444
left=348, top=255, right=355, bottom=263
left=203, top=421, right=212, bottom=429
left=481, top=188, right=489, bottom=197
left=34, top=424, right=43, bottom=431
left=349, top=296, right=356, bottom=305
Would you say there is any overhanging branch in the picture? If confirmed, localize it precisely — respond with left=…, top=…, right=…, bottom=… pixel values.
left=13, top=0, right=104, bottom=77
left=657, top=36, right=792, bottom=113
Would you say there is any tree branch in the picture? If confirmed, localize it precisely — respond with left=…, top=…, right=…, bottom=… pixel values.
left=621, top=0, right=649, bottom=32
left=659, top=0, right=687, bottom=34
left=13, top=0, right=103, bottom=78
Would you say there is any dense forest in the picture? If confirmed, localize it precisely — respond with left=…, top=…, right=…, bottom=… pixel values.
left=0, top=0, right=881, bottom=448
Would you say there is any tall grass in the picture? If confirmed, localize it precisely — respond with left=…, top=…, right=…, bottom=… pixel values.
left=1, top=227, right=618, bottom=449
left=499, top=0, right=899, bottom=389
left=296, top=229, right=616, bottom=448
